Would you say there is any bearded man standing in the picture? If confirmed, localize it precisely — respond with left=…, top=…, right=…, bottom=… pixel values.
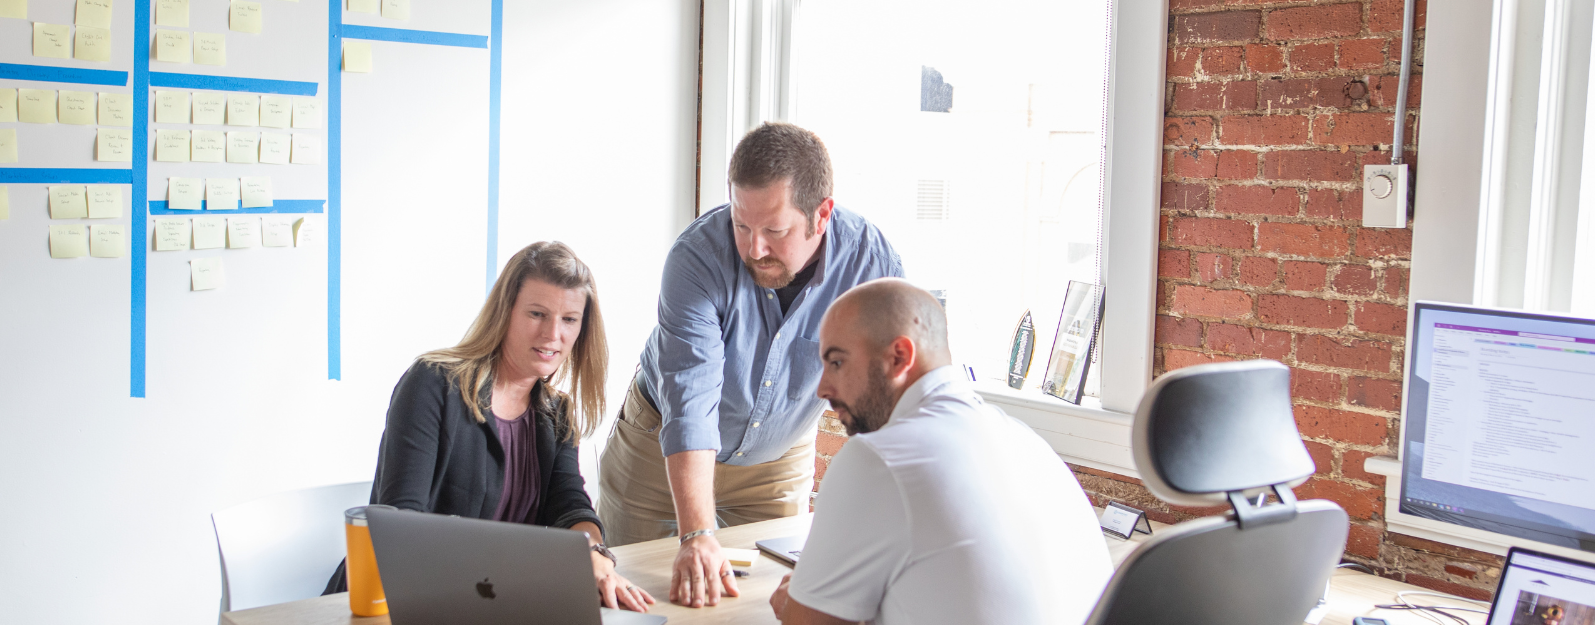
left=597, top=122, right=903, bottom=608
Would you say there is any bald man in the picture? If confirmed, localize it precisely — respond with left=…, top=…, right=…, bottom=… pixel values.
left=769, top=279, right=1112, bottom=625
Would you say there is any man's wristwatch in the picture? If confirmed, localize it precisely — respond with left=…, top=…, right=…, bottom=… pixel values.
left=679, top=528, right=716, bottom=544
left=590, top=543, right=617, bottom=566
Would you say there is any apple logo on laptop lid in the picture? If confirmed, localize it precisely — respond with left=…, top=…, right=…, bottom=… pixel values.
left=476, top=578, right=496, bottom=599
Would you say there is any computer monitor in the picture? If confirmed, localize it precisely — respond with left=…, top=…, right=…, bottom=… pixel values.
left=1399, top=301, right=1595, bottom=552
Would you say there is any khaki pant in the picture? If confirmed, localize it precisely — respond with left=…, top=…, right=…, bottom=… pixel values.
left=597, top=378, right=814, bottom=546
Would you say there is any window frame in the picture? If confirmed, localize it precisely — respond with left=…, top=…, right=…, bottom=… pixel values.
left=697, top=0, right=1169, bottom=477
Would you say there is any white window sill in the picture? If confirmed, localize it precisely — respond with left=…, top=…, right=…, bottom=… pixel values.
left=974, top=381, right=1139, bottom=478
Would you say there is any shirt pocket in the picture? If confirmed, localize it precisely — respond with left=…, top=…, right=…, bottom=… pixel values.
left=787, top=337, right=823, bottom=401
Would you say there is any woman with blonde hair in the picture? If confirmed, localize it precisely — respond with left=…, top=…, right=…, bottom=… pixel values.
left=326, top=241, right=654, bottom=612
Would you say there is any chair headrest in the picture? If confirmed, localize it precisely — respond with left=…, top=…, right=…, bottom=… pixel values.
left=1132, top=360, right=1315, bottom=507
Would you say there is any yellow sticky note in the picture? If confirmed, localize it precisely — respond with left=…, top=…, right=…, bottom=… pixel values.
left=190, top=257, right=225, bottom=290
left=87, top=185, right=122, bottom=218
left=294, top=216, right=318, bottom=247
left=723, top=548, right=759, bottom=568
left=58, top=91, right=96, bottom=125
left=33, top=23, right=70, bottom=59
left=381, top=0, right=408, bottom=20
left=19, top=89, right=56, bottom=123
left=259, top=95, right=290, bottom=128
left=291, top=133, right=319, bottom=165
left=155, top=90, right=189, bottom=123
left=292, top=97, right=319, bottom=129
left=154, top=218, right=191, bottom=251
left=0, top=129, right=15, bottom=163
left=240, top=177, right=272, bottom=208
left=226, top=131, right=258, bottom=163
left=192, top=92, right=226, bottom=124
left=0, top=0, right=25, bottom=19
left=49, top=185, right=88, bottom=219
left=191, top=130, right=225, bottom=162
left=74, top=26, right=112, bottom=62
left=156, top=0, right=187, bottom=27
left=194, top=32, right=226, bottom=66
left=227, top=216, right=257, bottom=248
left=98, top=92, right=131, bottom=126
left=155, top=29, right=191, bottom=63
left=262, top=216, right=292, bottom=247
left=230, top=1, right=262, bottom=34
left=205, top=178, right=239, bottom=210
left=168, top=177, right=203, bottom=210
left=97, top=128, right=132, bottom=161
left=0, top=186, right=9, bottom=220
left=0, top=89, right=15, bottom=122
left=343, top=41, right=372, bottom=73
left=227, top=94, right=259, bottom=126
left=193, top=216, right=226, bottom=249
left=76, top=0, right=113, bottom=28
left=50, top=225, right=89, bottom=259
left=89, top=224, right=126, bottom=258
left=156, top=129, right=190, bottom=162
left=348, top=0, right=377, bottom=13
left=259, top=132, right=289, bottom=164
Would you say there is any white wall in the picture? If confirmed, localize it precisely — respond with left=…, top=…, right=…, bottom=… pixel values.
left=0, top=2, right=699, bottom=623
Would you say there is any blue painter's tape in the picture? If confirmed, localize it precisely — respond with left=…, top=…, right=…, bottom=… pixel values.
left=149, top=72, right=319, bottom=96
left=131, top=0, right=151, bottom=399
left=343, top=25, right=489, bottom=49
left=148, top=200, right=326, bottom=215
left=328, top=4, right=342, bottom=381
left=486, top=0, right=502, bottom=294
left=0, top=63, right=129, bottom=86
left=0, top=168, right=134, bottom=184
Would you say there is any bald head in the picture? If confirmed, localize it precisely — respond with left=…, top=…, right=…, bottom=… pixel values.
left=825, top=278, right=951, bottom=368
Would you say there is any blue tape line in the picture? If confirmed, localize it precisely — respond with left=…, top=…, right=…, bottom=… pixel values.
left=0, top=63, right=129, bottom=86
left=149, top=72, right=319, bottom=96
left=131, top=1, right=150, bottom=399
left=148, top=200, right=326, bottom=215
left=328, top=5, right=342, bottom=381
left=343, top=25, right=489, bottom=49
left=486, top=0, right=502, bottom=294
left=0, top=168, right=134, bottom=184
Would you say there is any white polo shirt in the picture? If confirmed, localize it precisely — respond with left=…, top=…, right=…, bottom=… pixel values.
left=788, top=366, right=1111, bottom=625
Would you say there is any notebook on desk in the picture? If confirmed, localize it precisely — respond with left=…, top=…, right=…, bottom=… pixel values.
left=1485, top=548, right=1595, bottom=625
left=756, top=535, right=807, bottom=567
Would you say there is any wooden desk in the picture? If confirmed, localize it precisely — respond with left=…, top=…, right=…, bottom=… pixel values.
left=221, top=513, right=1486, bottom=625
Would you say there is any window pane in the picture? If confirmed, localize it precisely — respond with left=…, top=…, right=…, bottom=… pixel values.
left=794, top=0, right=1111, bottom=391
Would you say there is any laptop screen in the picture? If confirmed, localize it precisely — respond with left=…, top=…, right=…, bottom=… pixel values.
left=1487, top=549, right=1595, bottom=625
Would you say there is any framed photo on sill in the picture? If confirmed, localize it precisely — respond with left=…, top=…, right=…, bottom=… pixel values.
left=1041, top=281, right=1104, bottom=405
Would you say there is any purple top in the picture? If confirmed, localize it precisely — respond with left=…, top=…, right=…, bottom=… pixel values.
left=491, top=409, right=541, bottom=524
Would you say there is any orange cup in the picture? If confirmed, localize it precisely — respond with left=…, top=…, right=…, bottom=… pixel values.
left=344, top=505, right=393, bottom=616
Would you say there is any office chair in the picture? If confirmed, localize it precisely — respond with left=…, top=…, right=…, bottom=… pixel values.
left=210, top=481, right=372, bottom=613
left=1084, top=360, right=1349, bottom=625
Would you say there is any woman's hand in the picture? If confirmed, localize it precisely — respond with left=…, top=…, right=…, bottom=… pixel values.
left=593, top=551, right=656, bottom=612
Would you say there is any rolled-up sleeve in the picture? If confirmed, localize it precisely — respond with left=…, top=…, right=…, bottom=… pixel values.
left=653, top=243, right=729, bottom=457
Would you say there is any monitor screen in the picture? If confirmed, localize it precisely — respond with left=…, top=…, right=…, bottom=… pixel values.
left=1400, top=302, right=1595, bottom=552
left=1486, top=549, right=1595, bottom=625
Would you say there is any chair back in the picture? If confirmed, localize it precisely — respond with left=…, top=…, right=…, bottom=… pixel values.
left=211, top=481, right=372, bottom=612
left=1086, top=361, right=1349, bottom=625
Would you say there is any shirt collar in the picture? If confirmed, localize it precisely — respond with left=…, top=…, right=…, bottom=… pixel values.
left=886, top=365, right=967, bottom=425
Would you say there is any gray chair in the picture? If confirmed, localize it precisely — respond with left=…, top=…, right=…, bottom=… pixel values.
left=211, top=481, right=372, bottom=613
left=1084, top=360, right=1349, bottom=625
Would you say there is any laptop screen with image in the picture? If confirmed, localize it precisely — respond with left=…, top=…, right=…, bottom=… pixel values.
left=1487, top=549, right=1595, bottom=625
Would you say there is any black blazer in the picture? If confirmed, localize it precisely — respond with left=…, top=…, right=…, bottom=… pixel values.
left=325, top=360, right=602, bottom=594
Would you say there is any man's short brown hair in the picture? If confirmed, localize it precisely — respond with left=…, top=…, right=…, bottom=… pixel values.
left=728, top=122, right=834, bottom=233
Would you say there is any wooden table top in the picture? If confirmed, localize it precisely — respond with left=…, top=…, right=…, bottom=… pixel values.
left=221, top=511, right=1486, bottom=625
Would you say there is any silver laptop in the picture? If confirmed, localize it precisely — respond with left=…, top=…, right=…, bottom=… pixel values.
left=367, top=507, right=666, bottom=625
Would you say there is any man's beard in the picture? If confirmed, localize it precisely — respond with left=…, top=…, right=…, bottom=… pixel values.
left=830, top=363, right=896, bottom=436
left=743, top=256, right=796, bottom=289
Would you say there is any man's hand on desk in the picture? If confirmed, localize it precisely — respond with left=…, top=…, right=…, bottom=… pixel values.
left=670, top=533, right=739, bottom=607
left=770, top=573, right=860, bottom=624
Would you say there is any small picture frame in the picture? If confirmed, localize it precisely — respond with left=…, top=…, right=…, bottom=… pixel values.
left=1041, top=281, right=1104, bottom=404
left=1099, top=501, right=1153, bottom=540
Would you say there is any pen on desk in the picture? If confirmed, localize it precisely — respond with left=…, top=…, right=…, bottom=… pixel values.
left=732, top=570, right=749, bottom=578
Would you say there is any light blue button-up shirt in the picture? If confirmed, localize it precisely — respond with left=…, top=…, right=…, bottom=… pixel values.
left=637, top=204, right=903, bottom=465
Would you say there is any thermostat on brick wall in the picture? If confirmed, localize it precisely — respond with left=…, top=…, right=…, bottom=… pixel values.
left=1362, top=164, right=1408, bottom=228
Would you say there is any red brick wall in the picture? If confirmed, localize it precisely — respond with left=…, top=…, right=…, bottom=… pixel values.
left=809, top=0, right=1505, bottom=601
